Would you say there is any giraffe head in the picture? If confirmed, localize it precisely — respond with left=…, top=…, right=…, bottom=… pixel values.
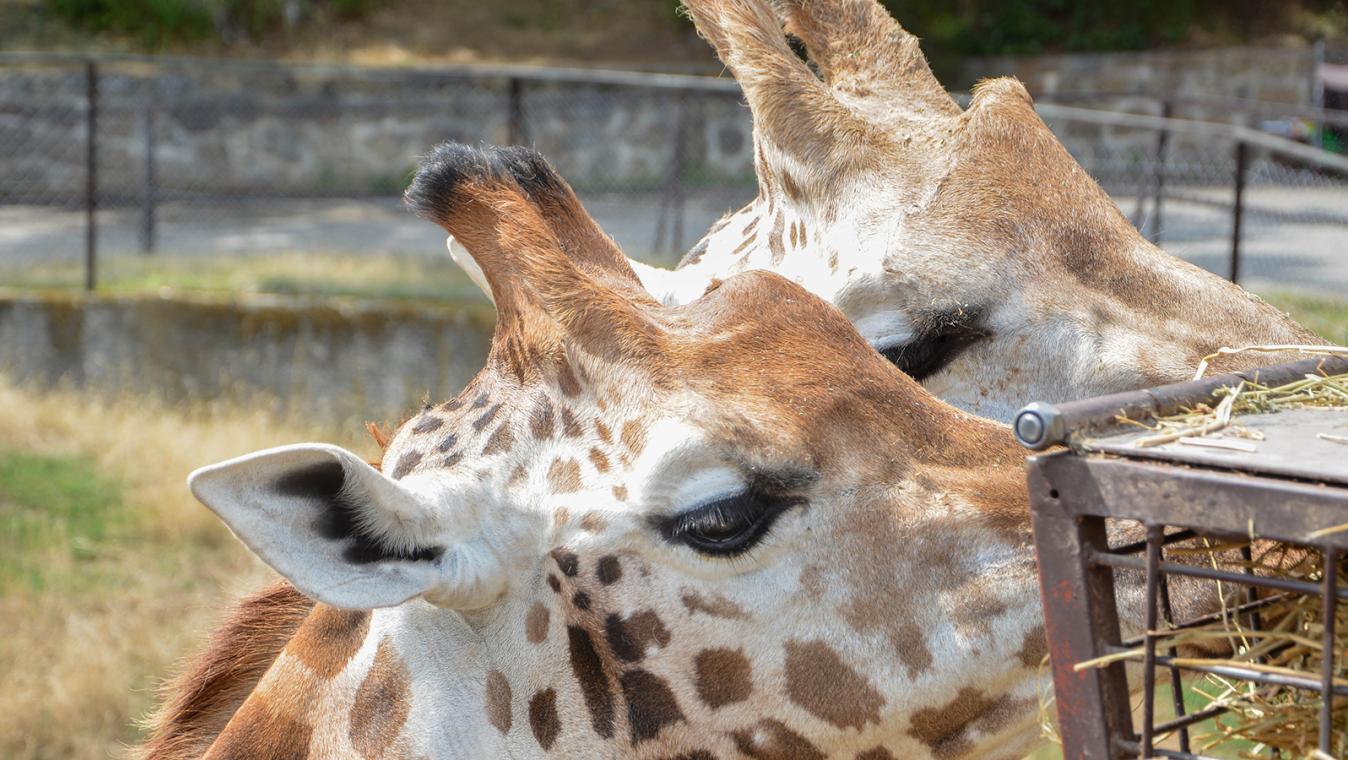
left=625, top=0, right=1316, bottom=423
left=188, top=143, right=1042, bottom=758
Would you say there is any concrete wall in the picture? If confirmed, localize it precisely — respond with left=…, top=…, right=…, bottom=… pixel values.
left=0, top=292, right=495, bottom=425
left=0, top=58, right=755, bottom=205
left=965, top=47, right=1317, bottom=111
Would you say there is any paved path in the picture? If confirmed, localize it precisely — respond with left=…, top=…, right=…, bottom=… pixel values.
left=2, top=187, right=1344, bottom=297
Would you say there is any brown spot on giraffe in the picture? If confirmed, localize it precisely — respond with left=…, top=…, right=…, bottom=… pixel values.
left=410, top=415, right=443, bottom=434
left=525, top=602, right=550, bottom=644
left=892, top=620, right=935, bottom=680
left=780, top=169, right=803, bottom=202
left=572, top=591, right=592, bottom=610
left=907, top=687, right=1000, bottom=759
left=594, top=419, right=612, bottom=444
left=547, top=458, right=582, bottom=493
left=567, top=625, right=615, bottom=739
left=203, top=695, right=312, bottom=760
left=349, top=637, right=411, bottom=759
left=694, top=648, right=752, bottom=708
left=621, top=668, right=684, bottom=745
left=553, top=507, right=571, bottom=527
left=798, top=220, right=807, bottom=248
left=731, top=719, right=825, bottom=760
left=620, top=419, right=647, bottom=456
left=529, top=398, right=555, bottom=439
left=551, top=548, right=579, bottom=577
left=731, top=235, right=756, bottom=256
left=546, top=574, right=561, bottom=593
left=285, top=605, right=370, bottom=679
left=436, top=432, right=457, bottom=453
left=561, top=408, right=584, bottom=438
left=580, top=512, right=609, bottom=532
left=768, top=212, right=786, bottom=264
left=588, top=447, right=611, bottom=473
left=471, top=403, right=502, bottom=431
left=595, top=555, right=622, bottom=585
left=856, top=748, right=896, bottom=760
left=528, top=688, right=561, bottom=750
left=390, top=450, right=422, bottom=479
left=557, top=361, right=582, bottom=397
left=481, top=422, right=514, bottom=456
left=605, top=610, right=671, bottom=662
left=680, top=590, right=749, bottom=620
left=783, top=639, right=884, bottom=730
left=485, top=669, right=512, bottom=735
left=611, top=485, right=628, bottom=502
left=789, top=219, right=799, bottom=248
left=1018, top=624, right=1047, bottom=668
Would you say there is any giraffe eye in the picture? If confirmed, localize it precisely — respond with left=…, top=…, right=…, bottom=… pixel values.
left=655, top=489, right=798, bottom=558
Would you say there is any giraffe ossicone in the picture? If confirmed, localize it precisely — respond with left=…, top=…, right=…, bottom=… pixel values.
left=179, top=140, right=1053, bottom=759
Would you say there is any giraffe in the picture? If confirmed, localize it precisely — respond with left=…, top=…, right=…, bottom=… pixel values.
left=509, top=0, right=1317, bottom=424
left=159, top=142, right=1053, bottom=760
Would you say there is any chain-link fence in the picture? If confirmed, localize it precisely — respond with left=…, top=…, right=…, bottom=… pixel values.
left=2, top=52, right=1346, bottom=298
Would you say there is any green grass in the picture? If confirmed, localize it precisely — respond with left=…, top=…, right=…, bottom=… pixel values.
left=0, top=252, right=491, bottom=306
left=0, top=450, right=126, bottom=594
left=1263, top=290, right=1348, bottom=347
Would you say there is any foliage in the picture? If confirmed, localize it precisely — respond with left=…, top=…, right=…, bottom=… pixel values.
left=44, top=0, right=214, bottom=48
left=42, top=0, right=375, bottom=47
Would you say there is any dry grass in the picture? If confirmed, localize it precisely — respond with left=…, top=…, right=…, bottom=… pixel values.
left=0, top=377, right=375, bottom=760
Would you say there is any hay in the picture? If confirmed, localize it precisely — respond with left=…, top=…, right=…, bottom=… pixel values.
left=1121, top=369, right=1348, bottom=449
left=1073, top=551, right=1347, bottom=758
left=1072, top=350, right=1348, bottom=756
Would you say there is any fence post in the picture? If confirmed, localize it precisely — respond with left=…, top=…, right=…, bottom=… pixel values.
left=1148, top=99, right=1171, bottom=245
left=140, top=79, right=157, bottom=255
left=1229, top=140, right=1248, bottom=285
left=654, top=90, right=691, bottom=258
left=84, top=58, right=99, bottom=292
left=506, top=76, right=527, bottom=146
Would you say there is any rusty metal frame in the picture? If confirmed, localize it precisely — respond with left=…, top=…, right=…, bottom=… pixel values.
left=1029, top=452, right=1348, bottom=759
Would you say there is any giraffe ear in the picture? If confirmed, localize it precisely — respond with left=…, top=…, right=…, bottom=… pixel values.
left=187, top=443, right=454, bottom=610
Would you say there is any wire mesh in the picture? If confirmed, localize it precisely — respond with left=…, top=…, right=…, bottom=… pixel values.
left=1, top=52, right=1345, bottom=297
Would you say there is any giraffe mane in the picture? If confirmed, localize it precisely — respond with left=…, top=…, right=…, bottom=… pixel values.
left=137, top=581, right=315, bottom=760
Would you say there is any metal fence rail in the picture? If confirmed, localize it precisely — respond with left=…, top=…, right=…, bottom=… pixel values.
left=2, top=52, right=1346, bottom=297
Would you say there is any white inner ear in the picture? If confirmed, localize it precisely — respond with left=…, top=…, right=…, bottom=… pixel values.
left=448, top=235, right=494, bottom=304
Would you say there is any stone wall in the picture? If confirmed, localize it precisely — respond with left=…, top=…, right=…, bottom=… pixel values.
left=965, top=47, right=1317, bottom=113
left=0, top=292, right=495, bottom=424
left=0, top=57, right=756, bottom=205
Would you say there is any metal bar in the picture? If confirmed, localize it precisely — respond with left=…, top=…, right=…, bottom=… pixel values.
left=1111, top=528, right=1197, bottom=556
left=1028, top=464, right=1133, bottom=759
left=1015, top=356, right=1348, bottom=449
left=1116, top=737, right=1231, bottom=760
left=1142, top=526, right=1164, bottom=756
left=1320, top=549, right=1339, bottom=754
left=1114, top=650, right=1348, bottom=697
left=506, top=77, right=527, bottom=146
left=1230, top=140, right=1248, bottom=285
left=1149, top=99, right=1171, bottom=245
left=1158, top=569, right=1193, bottom=753
left=1033, top=102, right=1348, bottom=175
left=1154, top=705, right=1228, bottom=735
left=84, top=58, right=99, bottom=292
left=140, top=81, right=157, bottom=255
left=670, top=90, right=690, bottom=256
left=1092, top=552, right=1348, bottom=601
left=1121, top=592, right=1292, bottom=648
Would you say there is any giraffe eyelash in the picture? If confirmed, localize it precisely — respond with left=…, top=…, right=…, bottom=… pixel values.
left=652, top=483, right=804, bottom=558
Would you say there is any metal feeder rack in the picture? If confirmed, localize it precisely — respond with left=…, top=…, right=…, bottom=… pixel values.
left=1016, top=356, right=1348, bottom=759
